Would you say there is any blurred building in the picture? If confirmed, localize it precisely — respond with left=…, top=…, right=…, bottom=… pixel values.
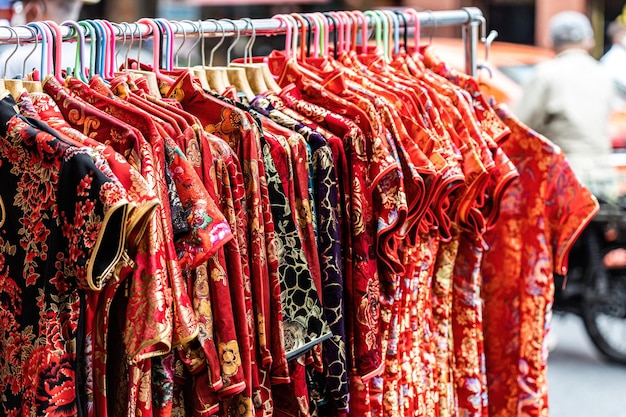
left=400, top=0, right=624, bottom=55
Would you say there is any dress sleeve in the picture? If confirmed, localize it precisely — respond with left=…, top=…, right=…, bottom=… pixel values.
left=57, top=145, right=132, bottom=291
left=547, top=150, right=599, bottom=275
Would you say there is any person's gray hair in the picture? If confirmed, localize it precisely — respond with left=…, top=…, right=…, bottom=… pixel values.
left=549, top=11, right=594, bottom=46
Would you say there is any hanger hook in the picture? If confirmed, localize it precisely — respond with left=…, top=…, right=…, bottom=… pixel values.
left=155, top=18, right=174, bottom=71
left=137, top=18, right=164, bottom=74
left=476, top=15, right=488, bottom=41
left=20, top=25, right=39, bottom=80
left=112, top=22, right=127, bottom=70
left=393, top=11, right=408, bottom=54
left=61, top=20, right=87, bottom=81
left=180, top=20, right=201, bottom=68
left=28, top=22, right=54, bottom=79
left=2, top=26, right=18, bottom=78
left=206, top=19, right=225, bottom=67
left=242, top=17, right=256, bottom=64
left=170, top=21, right=186, bottom=68
left=482, top=29, right=498, bottom=62
left=272, top=14, right=294, bottom=59
left=221, top=18, right=240, bottom=64
left=241, top=18, right=255, bottom=63
left=134, top=22, right=143, bottom=66
left=122, top=22, right=135, bottom=69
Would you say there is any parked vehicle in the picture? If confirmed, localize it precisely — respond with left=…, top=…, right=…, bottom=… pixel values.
left=555, top=201, right=626, bottom=364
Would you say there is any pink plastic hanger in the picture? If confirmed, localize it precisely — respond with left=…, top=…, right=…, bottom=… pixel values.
left=351, top=10, right=369, bottom=55
left=402, top=8, right=422, bottom=53
left=98, top=20, right=117, bottom=79
left=137, top=18, right=163, bottom=76
left=329, top=11, right=345, bottom=55
left=43, top=20, right=63, bottom=79
left=272, top=14, right=294, bottom=60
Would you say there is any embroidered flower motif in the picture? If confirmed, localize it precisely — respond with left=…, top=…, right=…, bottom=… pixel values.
left=218, top=340, right=241, bottom=377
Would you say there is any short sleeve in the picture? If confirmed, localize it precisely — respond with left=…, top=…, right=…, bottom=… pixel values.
left=547, top=151, right=599, bottom=275
left=57, top=148, right=132, bottom=290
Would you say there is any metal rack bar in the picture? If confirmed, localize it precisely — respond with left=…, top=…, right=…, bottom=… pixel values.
left=0, top=8, right=482, bottom=41
left=0, top=7, right=484, bottom=74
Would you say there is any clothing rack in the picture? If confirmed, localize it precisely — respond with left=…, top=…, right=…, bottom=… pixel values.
left=0, top=7, right=484, bottom=76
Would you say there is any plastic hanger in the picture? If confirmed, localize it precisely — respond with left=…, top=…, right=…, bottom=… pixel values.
left=20, top=26, right=39, bottom=83
left=376, top=10, right=392, bottom=62
left=220, top=18, right=255, bottom=101
left=228, top=18, right=269, bottom=95
left=61, top=20, right=88, bottom=82
left=272, top=14, right=294, bottom=60
left=351, top=10, right=369, bottom=55
left=393, top=10, right=409, bottom=54
left=344, top=11, right=359, bottom=53
left=198, top=19, right=229, bottom=94
left=43, top=21, right=63, bottom=79
left=115, top=22, right=130, bottom=71
left=0, top=26, right=19, bottom=94
left=78, top=20, right=97, bottom=78
left=310, top=12, right=330, bottom=58
left=273, top=13, right=322, bottom=83
left=155, top=18, right=175, bottom=72
left=327, top=12, right=343, bottom=57
left=285, top=13, right=308, bottom=62
left=27, top=22, right=52, bottom=78
left=174, top=20, right=209, bottom=90
left=134, top=18, right=170, bottom=97
left=312, top=12, right=330, bottom=58
left=309, top=13, right=325, bottom=58
left=289, top=13, right=310, bottom=61
left=99, top=20, right=117, bottom=79
left=90, top=20, right=107, bottom=77
left=364, top=11, right=383, bottom=59
left=335, top=11, right=352, bottom=54
left=383, top=10, right=401, bottom=58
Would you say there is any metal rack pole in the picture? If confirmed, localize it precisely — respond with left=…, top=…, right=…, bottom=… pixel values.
left=0, top=8, right=483, bottom=78
left=0, top=8, right=484, bottom=43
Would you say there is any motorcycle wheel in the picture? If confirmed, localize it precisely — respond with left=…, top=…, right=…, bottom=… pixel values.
left=581, top=264, right=626, bottom=364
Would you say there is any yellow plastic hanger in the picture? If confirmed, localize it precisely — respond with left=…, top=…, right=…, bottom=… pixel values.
left=229, top=18, right=268, bottom=95
left=220, top=19, right=255, bottom=101
left=175, top=20, right=211, bottom=91
left=195, top=19, right=230, bottom=94
left=3, top=26, right=24, bottom=97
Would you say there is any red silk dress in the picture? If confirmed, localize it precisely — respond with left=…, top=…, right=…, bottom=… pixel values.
left=482, top=106, right=599, bottom=417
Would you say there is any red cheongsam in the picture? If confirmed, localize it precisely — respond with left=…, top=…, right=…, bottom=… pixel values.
left=481, top=106, right=599, bottom=417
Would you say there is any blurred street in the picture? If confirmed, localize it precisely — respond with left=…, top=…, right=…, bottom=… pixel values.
left=548, top=314, right=626, bottom=416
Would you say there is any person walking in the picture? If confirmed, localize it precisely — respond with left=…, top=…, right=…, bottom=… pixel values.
left=515, top=10, right=619, bottom=202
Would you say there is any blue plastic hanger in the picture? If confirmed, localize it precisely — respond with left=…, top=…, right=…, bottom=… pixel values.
left=155, top=18, right=174, bottom=71
left=27, top=22, right=52, bottom=77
